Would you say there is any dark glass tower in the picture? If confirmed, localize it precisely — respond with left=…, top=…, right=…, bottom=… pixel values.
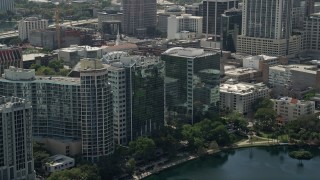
left=221, top=8, right=242, bottom=52
left=162, top=48, right=220, bottom=124
left=202, top=0, right=239, bottom=41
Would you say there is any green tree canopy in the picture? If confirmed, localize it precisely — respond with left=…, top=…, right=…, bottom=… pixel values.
left=254, top=108, right=276, bottom=132
left=252, top=97, right=274, bottom=112
left=289, top=150, right=313, bottom=164
left=225, top=111, right=248, bottom=132
left=47, top=164, right=101, bottom=180
left=129, top=137, right=156, bottom=160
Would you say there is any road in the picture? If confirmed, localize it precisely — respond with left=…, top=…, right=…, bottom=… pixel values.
left=0, top=19, right=98, bottom=40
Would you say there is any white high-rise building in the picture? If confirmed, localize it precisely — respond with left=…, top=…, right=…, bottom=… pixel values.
left=18, top=17, right=48, bottom=41
left=0, top=0, right=14, bottom=13
left=167, top=14, right=203, bottom=40
left=0, top=96, right=35, bottom=180
left=237, top=0, right=301, bottom=57
left=79, top=59, right=114, bottom=162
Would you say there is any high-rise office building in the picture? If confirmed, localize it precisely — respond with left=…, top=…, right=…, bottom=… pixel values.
left=203, top=0, right=239, bottom=41
left=221, top=8, right=242, bottom=52
left=162, top=48, right=220, bottom=124
left=0, top=45, right=22, bottom=75
left=79, top=59, right=113, bottom=162
left=237, top=0, right=301, bottom=56
left=305, top=0, right=315, bottom=17
left=102, top=52, right=164, bottom=145
left=0, top=96, right=35, bottom=180
left=122, top=0, right=157, bottom=36
left=18, top=17, right=48, bottom=41
left=0, top=0, right=14, bottom=13
left=303, top=13, right=320, bottom=51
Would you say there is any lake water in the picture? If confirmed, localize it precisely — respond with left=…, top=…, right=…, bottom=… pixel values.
left=145, top=146, right=320, bottom=180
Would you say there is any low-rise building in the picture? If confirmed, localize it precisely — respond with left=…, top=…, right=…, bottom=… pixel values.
left=44, top=155, right=75, bottom=174
left=0, top=46, right=23, bottom=74
left=58, top=45, right=103, bottom=67
left=272, top=97, right=315, bottom=122
left=220, top=80, right=270, bottom=114
left=243, top=55, right=288, bottom=83
left=224, top=67, right=262, bottom=83
left=269, top=64, right=320, bottom=97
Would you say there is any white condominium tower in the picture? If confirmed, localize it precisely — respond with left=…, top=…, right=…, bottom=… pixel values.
left=237, top=0, right=301, bottom=56
left=0, top=97, right=35, bottom=180
left=79, top=59, right=113, bottom=162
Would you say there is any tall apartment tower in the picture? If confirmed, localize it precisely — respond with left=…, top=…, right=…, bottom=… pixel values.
left=122, top=0, right=157, bottom=36
left=102, top=52, right=164, bottom=145
left=0, top=0, right=14, bottom=13
left=0, top=97, right=35, bottom=180
left=79, top=59, right=113, bottom=162
left=237, top=0, right=301, bottom=56
left=202, top=0, right=239, bottom=41
left=162, top=48, right=221, bottom=125
left=18, top=17, right=48, bottom=41
left=305, top=0, right=315, bottom=17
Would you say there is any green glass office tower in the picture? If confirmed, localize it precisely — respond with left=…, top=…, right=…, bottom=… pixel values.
left=162, top=48, right=220, bottom=124
left=103, top=52, right=164, bottom=145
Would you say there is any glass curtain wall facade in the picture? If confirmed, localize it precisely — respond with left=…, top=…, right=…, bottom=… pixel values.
left=203, top=0, right=239, bottom=41
left=221, top=9, right=242, bottom=52
left=162, top=48, right=220, bottom=124
left=0, top=76, right=81, bottom=141
left=0, top=97, right=34, bottom=180
left=103, top=53, right=164, bottom=145
left=242, top=0, right=293, bottom=39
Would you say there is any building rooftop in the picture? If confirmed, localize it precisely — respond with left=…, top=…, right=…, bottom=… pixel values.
left=2, top=67, right=80, bottom=85
left=162, top=47, right=218, bottom=57
left=270, top=64, right=318, bottom=74
left=0, top=96, right=29, bottom=111
left=45, top=155, right=74, bottom=167
left=220, top=81, right=268, bottom=95
left=244, top=54, right=278, bottom=61
left=274, top=97, right=314, bottom=105
left=23, top=53, right=47, bottom=61
left=59, top=45, right=102, bottom=53
left=102, top=51, right=161, bottom=69
left=225, top=67, right=259, bottom=76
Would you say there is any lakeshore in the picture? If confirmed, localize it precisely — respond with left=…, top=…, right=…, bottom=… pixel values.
left=134, top=135, right=279, bottom=180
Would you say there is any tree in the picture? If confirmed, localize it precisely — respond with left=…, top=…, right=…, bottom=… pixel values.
left=129, top=137, right=156, bottom=161
left=252, top=98, right=274, bottom=112
left=289, top=150, right=313, bottom=165
left=33, top=142, right=50, bottom=175
left=127, top=158, right=136, bottom=174
left=36, top=66, right=55, bottom=75
left=254, top=108, right=276, bottom=132
left=225, top=111, right=248, bottom=132
left=48, top=59, right=64, bottom=72
left=47, top=164, right=101, bottom=180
